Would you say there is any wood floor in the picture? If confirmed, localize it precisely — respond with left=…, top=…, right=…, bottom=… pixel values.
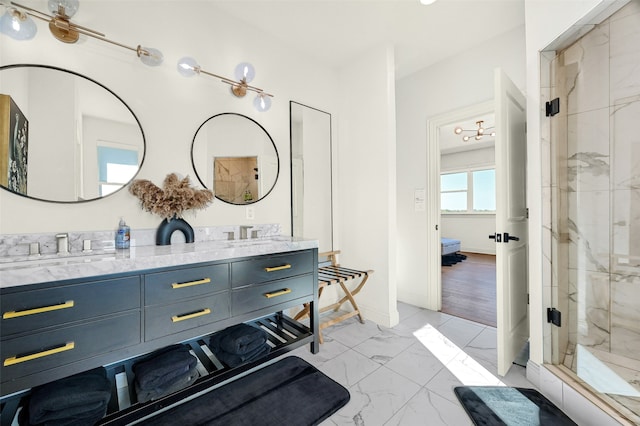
left=441, top=252, right=497, bottom=327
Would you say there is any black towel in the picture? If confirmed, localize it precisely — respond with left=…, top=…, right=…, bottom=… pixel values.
left=210, top=323, right=268, bottom=355
left=210, top=340, right=271, bottom=368
left=133, top=344, right=197, bottom=390
left=135, top=364, right=199, bottom=403
left=27, top=367, right=111, bottom=426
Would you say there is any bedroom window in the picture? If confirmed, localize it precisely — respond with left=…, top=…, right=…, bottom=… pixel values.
left=441, top=168, right=495, bottom=213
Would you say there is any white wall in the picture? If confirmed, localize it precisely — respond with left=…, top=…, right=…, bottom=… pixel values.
left=395, top=25, right=526, bottom=307
left=337, top=44, right=399, bottom=327
left=0, top=1, right=339, bottom=235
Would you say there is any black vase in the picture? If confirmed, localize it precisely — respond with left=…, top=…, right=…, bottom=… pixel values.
left=156, top=217, right=195, bottom=245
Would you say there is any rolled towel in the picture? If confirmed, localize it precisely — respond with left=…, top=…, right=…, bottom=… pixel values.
left=135, top=364, right=199, bottom=403
left=133, top=344, right=197, bottom=391
left=209, top=324, right=268, bottom=355
left=27, top=367, right=111, bottom=426
left=211, top=341, right=271, bottom=368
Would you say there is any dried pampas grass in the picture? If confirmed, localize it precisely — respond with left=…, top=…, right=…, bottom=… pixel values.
left=129, top=173, right=213, bottom=219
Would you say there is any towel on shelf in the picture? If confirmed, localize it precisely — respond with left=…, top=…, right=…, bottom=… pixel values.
left=135, top=364, right=199, bottom=403
left=210, top=331, right=271, bottom=368
left=26, top=367, right=111, bottom=426
left=132, top=344, right=197, bottom=391
left=212, top=323, right=268, bottom=355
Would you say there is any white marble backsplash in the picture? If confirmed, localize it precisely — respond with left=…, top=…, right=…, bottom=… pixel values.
left=0, top=223, right=282, bottom=258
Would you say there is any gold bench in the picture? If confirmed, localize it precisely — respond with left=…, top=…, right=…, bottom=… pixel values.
left=294, top=250, right=373, bottom=344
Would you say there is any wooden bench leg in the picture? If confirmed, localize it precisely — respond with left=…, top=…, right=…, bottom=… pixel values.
left=333, top=281, right=362, bottom=323
left=293, top=303, right=310, bottom=321
left=331, top=274, right=370, bottom=323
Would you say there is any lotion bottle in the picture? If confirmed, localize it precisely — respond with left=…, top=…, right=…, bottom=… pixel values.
left=115, top=217, right=130, bottom=249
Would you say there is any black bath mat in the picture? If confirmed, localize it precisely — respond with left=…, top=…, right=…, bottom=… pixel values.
left=454, top=386, right=577, bottom=426
left=138, top=356, right=349, bottom=425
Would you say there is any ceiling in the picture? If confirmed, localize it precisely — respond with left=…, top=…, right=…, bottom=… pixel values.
left=212, top=0, right=525, bottom=80
left=213, top=0, right=521, bottom=154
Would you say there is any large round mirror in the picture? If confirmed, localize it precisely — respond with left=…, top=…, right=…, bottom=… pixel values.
left=191, top=113, right=279, bottom=205
left=0, top=64, right=145, bottom=203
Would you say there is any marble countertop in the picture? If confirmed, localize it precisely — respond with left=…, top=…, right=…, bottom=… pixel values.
left=0, top=236, right=318, bottom=289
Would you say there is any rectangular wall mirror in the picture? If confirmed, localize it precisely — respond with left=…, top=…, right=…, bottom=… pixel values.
left=290, top=102, right=333, bottom=252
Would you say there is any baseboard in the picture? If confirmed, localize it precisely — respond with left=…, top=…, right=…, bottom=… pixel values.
left=460, top=248, right=496, bottom=256
left=397, top=290, right=429, bottom=309
left=359, top=303, right=398, bottom=328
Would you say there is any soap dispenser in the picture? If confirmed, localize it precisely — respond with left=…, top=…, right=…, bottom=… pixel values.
left=115, top=218, right=131, bottom=249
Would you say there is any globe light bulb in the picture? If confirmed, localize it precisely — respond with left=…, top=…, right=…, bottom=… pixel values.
left=253, top=93, right=272, bottom=112
left=0, top=9, right=37, bottom=41
left=48, top=0, right=79, bottom=17
left=177, top=57, right=200, bottom=77
left=234, top=62, right=255, bottom=83
left=139, top=46, right=164, bottom=66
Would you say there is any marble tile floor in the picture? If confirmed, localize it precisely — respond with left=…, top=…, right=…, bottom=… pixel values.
left=286, top=302, right=536, bottom=426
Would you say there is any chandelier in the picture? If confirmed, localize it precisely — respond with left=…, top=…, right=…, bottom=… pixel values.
left=454, top=120, right=495, bottom=142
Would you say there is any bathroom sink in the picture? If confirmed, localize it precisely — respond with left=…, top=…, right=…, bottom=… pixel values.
left=0, top=252, right=118, bottom=270
left=226, top=238, right=285, bottom=248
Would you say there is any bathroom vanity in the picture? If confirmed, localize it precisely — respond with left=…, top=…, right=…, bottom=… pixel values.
left=0, top=237, right=319, bottom=425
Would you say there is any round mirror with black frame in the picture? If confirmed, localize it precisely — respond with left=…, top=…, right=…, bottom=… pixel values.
left=0, top=64, right=145, bottom=203
left=191, top=112, right=279, bottom=205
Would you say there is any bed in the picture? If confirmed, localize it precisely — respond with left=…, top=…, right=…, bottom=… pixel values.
left=441, top=238, right=466, bottom=266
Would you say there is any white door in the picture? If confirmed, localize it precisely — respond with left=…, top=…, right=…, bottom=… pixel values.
left=494, top=68, right=529, bottom=376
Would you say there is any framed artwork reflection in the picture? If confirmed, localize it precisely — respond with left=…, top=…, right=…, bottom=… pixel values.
left=0, top=94, right=29, bottom=195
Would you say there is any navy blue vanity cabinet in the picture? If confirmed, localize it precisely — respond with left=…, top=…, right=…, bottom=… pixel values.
left=1, top=276, right=142, bottom=396
left=0, top=247, right=319, bottom=425
left=143, top=264, right=231, bottom=341
left=230, top=250, right=315, bottom=317
left=231, top=250, right=314, bottom=286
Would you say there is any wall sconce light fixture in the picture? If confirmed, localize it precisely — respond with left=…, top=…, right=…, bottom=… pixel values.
left=177, top=57, right=274, bottom=112
left=0, top=0, right=163, bottom=66
left=454, top=120, right=496, bottom=142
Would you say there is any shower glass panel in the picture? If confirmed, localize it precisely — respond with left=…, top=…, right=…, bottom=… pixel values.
left=548, top=3, right=640, bottom=422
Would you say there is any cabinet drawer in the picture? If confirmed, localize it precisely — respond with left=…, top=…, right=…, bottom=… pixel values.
left=231, top=251, right=314, bottom=288
left=145, top=293, right=229, bottom=341
left=1, top=276, right=141, bottom=336
left=145, top=264, right=229, bottom=306
left=232, top=275, right=313, bottom=316
left=1, top=312, right=140, bottom=383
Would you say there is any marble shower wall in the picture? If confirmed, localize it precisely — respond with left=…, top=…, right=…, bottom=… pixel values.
left=552, top=1, right=640, bottom=363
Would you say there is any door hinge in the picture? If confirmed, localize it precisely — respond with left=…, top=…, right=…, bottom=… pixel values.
left=527, top=294, right=530, bottom=305
left=547, top=307, right=562, bottom=327
left=546, top=98, right=560, bottom=117
left=526, top=208, right=529, bottom=219
left=435, top=225, right=438, bottom=231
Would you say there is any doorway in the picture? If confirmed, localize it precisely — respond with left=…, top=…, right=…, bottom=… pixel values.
left=438, top=118, right=498, bottom=327
left=427, top=70, right=529, bottom=376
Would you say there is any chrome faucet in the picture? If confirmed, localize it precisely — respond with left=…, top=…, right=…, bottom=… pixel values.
left=239, top=226, right=253, bottom=240
left=56, top=233, right=70, bottom=254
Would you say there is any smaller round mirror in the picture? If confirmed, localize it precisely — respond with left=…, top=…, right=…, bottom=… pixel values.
left=191, top=113, right=279, bottom=205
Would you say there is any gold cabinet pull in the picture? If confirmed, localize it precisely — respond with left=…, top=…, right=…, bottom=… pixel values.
left=171, top=308, right=211, bottom=323
left=171, top=278, right=211, bottom=289
left=4, top=342, right=75, bottom=367
left=3, top=300, right=75, bottom=320
left=264, top=288, right=292, bottom=299
left=264, top=264, right=292, bottom=272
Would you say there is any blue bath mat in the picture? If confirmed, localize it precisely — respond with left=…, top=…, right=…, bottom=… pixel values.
left=454, top=386, right=577, bottom=426
left=138, top=356, right=349, bottom=425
